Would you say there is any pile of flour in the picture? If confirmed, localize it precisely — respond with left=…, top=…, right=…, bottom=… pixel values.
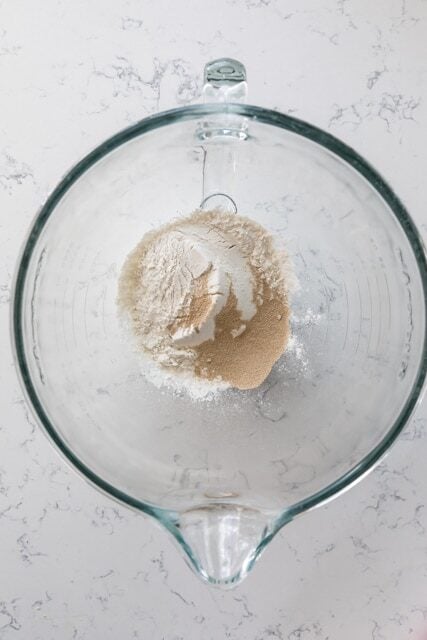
left=117, top=209, right=292, bottom=394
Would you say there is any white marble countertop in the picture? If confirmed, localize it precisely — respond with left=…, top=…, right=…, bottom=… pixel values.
left=1, top=1, right=427, bottom=638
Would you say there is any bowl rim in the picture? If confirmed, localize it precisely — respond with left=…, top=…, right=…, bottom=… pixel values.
left=11, top=103, right=427, bottom=527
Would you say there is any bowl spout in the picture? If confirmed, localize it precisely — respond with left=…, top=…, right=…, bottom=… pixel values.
left=176, top=504, right=274, bottom=588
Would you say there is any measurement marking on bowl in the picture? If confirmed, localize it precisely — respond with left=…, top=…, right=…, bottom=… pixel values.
left=321, top=265, right=340, bottom=288
left=61, top=283, right=69, bottom=354
left=383, top=271, right=392, bottom=331
left=342, top=281, right=349, bottom=350
left=30, top=249, right=46, bottom=384
left=321, top=266, right=340, bottom=347
left=54, top=297, right=59, bottom=355
left=355, top=278, right=362, bottom=354
left=71, top=285, right=78, bottom=347
left=366, top=275, right=374, bottom=356
left=297, top=249, right=307, bottom=269
left=237, top=470, right=250, bottom=490
left=84, top=283, right=90, bottom=346
left=375, top=273, right=383, bottom=357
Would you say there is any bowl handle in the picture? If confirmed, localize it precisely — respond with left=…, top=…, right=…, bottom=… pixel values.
left=197, top=58, right=248, bottom=214
left=202, top=58, right=248, bottom=104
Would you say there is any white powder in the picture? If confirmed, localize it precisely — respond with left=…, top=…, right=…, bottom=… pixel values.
left=292, top=307, right=323, bottom=327
left=117, top=209, right=296, bottom=396
left=286, top=334, right=308, bottom=369
left=137, top=352, right=230, bottom=400
left=166, top=223, right=257, bottom=347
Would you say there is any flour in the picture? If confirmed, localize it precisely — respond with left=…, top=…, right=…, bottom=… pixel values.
left=117, top=209, right=294, bottom=393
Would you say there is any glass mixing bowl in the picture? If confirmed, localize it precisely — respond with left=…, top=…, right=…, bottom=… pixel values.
left=12, top=59, right=427, bottom=587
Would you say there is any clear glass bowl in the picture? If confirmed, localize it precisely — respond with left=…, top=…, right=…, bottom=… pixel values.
left=12, top=76, right=427, bottom=587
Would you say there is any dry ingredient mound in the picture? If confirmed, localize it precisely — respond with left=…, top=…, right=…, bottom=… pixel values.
left=117, top=209, right=290, bottom=391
